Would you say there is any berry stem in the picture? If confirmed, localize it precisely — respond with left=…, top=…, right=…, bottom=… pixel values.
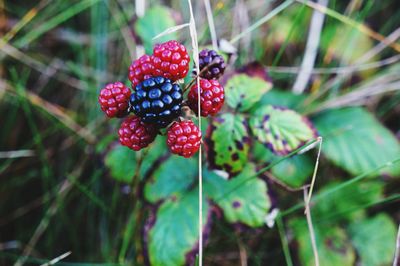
left=183, top=59, right=220, bottom=92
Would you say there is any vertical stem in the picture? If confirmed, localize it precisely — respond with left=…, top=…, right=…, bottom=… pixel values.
left=187, top=0, right=203, bottom=264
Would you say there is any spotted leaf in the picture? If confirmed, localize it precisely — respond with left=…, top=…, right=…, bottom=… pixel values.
left=249, top=105, right=317, bottom=155
left=204, top=164, right=270, bottom=227
left=206, top=113, right=250, bottom=176
left=225, top=74, right=272, bottom=112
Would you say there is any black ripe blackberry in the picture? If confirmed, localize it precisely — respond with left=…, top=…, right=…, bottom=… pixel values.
left=130, top=76, right=183, bottom=127
left=197, top=49, right=226, bottom=80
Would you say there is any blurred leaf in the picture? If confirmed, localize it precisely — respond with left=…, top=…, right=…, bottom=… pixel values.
left=206, top=113, right=250, bottom=175
left=104, top=145, right=136, bottom=183
left=249, top=105, right=317, bottom=155
left=314, top=181, right=384, bottom=222
left=321, top=24, right=375, bottom=64
left=348, top=214, right=397, bottom=266
left=225, top=74, right=272, bottom=112
left=147, top=189, right=210, bottom=266
left=271, top=154, right=314, bottom=188
left=313, top=107, right=400, bottom=176
left=205, top=164, right=270, bottom=227
left=291, top=219, right=356, bottom=266
left=144, top=155, right=197, bottom=203
left=135, top=6, right=177, bottom=54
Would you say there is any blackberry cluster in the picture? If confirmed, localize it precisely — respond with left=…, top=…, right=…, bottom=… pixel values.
left=98, top=40, right=227, bottom=158
left=130, top=77, right=183, bottom=127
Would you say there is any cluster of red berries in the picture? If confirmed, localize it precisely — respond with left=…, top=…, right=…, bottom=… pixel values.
left=98, top=40, right=226, bottom=158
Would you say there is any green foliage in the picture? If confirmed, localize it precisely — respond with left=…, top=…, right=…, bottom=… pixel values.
left=144, top=155, right=197, bottom=203
left=134, top=6, right=177, bottom=54
left=249, top=105, right=317, bottom=155
left=147, top=189, right=210, bottom=266
left=104, top=145, right=136, bottom=183
left=205, top=164, right=270, bottom=227
left=291, top=219, right=356, bottom=266
left=253, top=143, right=314, bottom=187
left=313, top=107, right=400, bottom=176
left=270, top=154, right=314, bottom=187
left=252, top=89, right=307, bottom=111
left=225, top=74, right=272, bottom=112
left=348, top=214, right=397, bottom=266
left=207, top=113, right=250, bottom=175
left=313, top=181, right=384, bottom=222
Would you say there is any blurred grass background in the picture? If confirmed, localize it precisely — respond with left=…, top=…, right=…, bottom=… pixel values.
left=0, top=0, right=400, bottom=265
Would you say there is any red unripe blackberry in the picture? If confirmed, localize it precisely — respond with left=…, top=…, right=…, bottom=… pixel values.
left=167, top=120, right=202, bottom=158
left=98, top=82, right=131, bottom=118
left=128, top=54, right=155, bottom=89
left=118, top=116, right=157, bottom=151
left=197, top=49, right=226, bottom=79
left=188, top=79, right=224, bottom=117
left=152, top=40, right=190, bottom=81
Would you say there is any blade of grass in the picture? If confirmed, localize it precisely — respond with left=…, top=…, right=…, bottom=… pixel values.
left=14, top=0, right=101, bottom=47
left=296, top=0, right=400, bottom=52
left=230, top=0, right=294, bottom=44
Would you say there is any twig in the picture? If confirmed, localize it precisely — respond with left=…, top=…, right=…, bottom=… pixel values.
left=203, top=0, right=218, bottom=50
left=292, top=0, right=328, bottom=94
left=39, top=251, right=72, bottom=266
left=265, top=54, right=400, bottom=74
left=303, top=188, right=320, bottom=266
left=305, top=137, right=323, bottom=208
left=237, top=238, right=248, bottom=266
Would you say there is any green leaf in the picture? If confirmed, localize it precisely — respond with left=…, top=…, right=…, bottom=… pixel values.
left=348, top=214, right=397, bottom=266
left=271, top=154, right=314, bottom=188
left=253, top=142, right=314, bottom=188
left=225, top=74, right=272, bottom=112
left=205, top=164, right=270, bottom=227
left=313, top=181, right=384, bottom=222
left=291, top=219, right=356, bottom=266
left=134, top=6, right=177, bottom=54
left=206, top=113, right=250, bottom=175
left=252, top=89, right=307, bottom=111
left=249, top=105, right=317, bottom=155
left=144, top=155, right=197, bottom=203
left=313, top=107, right=400, bottom=176
left=104, top=145, right=136, bottom=183
left=147, top=189, right=210, bottom=266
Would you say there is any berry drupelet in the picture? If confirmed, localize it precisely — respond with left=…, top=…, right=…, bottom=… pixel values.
left=167, top=120, right=202, bottom=158
left=118, top=116, right=157, bottom=151
left=130, top=76, right=183, bottom=128
left=152, top=40, right=190, bottom=81
left=98, top=82, right=131, bottom=118
left=188, top=79, right=224, bottom=117
left=128, top=54, right=155, bottom=89
left=197, top=49, right=226, bottom=80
